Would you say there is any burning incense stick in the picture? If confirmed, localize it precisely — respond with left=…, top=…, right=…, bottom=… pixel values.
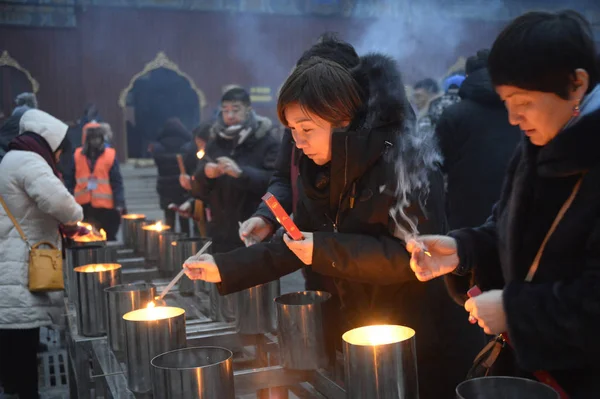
left=156, top=240, right=212, bottom=301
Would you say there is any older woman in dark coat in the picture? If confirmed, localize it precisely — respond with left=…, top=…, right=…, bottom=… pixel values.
left=407, top=11, right=600, bottom=398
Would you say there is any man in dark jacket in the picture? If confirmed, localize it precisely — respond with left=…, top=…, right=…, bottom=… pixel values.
left=191, top=88, right=279, bottom=253
left=0, top=92, right=38, bottom=162
left=150, top=118, right=194, bottom=234
left=435, top=50, right=521, bottom=230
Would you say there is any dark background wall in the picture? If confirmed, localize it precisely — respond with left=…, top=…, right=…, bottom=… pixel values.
left=0, top=7, right=508, bottom=159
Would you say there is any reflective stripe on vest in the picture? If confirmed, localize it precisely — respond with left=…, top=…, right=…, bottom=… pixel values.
left=74, top=147, right=116, bottom=209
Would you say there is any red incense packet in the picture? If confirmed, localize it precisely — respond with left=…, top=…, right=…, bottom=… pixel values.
left=261, top=193, right=304, bottom=240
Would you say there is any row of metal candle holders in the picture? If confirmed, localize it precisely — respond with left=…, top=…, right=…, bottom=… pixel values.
left=68, top=260, right=419, bottom=398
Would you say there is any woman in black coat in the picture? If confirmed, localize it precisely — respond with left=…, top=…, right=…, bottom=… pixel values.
left=184, top=53, right=481, bottom=398
left=407, top=11, right=600, bottom=398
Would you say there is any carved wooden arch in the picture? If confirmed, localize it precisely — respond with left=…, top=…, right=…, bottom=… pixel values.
left=118, top=51, right=206, bottom=109
left=118, top=52, right=206, bottom=163
left=0, top=50, right=40, bottom=93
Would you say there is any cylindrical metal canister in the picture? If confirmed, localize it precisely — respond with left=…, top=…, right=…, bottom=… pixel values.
left=342, top=325, right=418, bottom=399
left=121, top=214, right=146, bottom=248
left=75, top=263, right=122, bottom=337
left=65, top=242, right=113, bottom=305
left=123, top=306, right=187, bottom=394
left=275, top=291, right=331, bottom=370
left=157, top=231, right=187, bottom=275
left=235, top=280, right=280, bottom=335
left=151, top=346, right=235, bottom=399
left=143, top=223, right=171, bottom=262
left=105, top=282, right=156, bottom=359
left=456, top=377, right=559, bottom=399
left=135, top=220, right=155, bottom=255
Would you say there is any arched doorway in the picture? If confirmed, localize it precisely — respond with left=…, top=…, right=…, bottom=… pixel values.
left=0, top=51, right=39, bottom=123
left=118, top=52, right=206, bottom=160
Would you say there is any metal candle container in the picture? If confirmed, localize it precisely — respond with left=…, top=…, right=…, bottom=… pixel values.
left=65, top=242, right=113, bottom=304
left=151, top=347, right=235, bottom=399
left=105, top=283, right=156, bottom=359
left=75, top=264, right=122, bottom=337
left=135, top=219, right=155, bottom=255
left=123, top=306, right=187, bottom=394
left=157, top=231, right=187, bottom=275
left=456, top=377, right=559, bottom=399
left=143, top=222, right=171, bottom=262
left=235, top=280, right=280, bottom=334
left=121, top=214, right=146, bottom=248
left=275, top=291, right=331, bottom=370
left=209, top=286, right=237, bottom=323
left=342, top=325, right=418, bottom=399
left=173, top=237, right=210, bottom=295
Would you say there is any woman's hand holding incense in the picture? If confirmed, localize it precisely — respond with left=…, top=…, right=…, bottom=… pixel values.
left=406, top=235, right=459, bottom=281
left=183, top=254, right=222, bottom=283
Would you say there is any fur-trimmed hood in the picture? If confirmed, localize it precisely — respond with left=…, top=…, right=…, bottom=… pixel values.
left=348, top=54, right=443, bottom=239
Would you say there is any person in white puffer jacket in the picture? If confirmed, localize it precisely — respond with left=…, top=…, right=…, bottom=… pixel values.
left=0, top=109, right=83, bottom=399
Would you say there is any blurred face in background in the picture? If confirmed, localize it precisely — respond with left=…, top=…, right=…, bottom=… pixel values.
left=221, top=101, right=250, bottom=126
left=195, top=137, right=206, bottom=151
left=412, top=88, right=432, bottom=111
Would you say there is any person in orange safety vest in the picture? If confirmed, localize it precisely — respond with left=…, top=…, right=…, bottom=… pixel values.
left=69, top=123, right=125, bottom=240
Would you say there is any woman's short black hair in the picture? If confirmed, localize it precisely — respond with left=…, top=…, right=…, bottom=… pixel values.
left=296, top=32, right=360, bottom=69
left=277, top=57, right=363, bottom=128
left=489, top=10, right=600, bottom=98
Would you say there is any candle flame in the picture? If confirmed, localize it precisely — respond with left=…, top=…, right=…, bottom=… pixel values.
left=74, top=222, right=106, bottom=242
left=74, top=263, right=121, bottom=273
left=123, top=306, right=184, bottom=322
left=197, top=149, right=205, bottom=159
left=143, top=221, right=169, bottom=232
left=342, top=325, right=415, bottom=347
left=122, top=214, right=146, bottom=220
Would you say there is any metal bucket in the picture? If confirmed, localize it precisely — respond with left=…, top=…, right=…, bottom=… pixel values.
left=158, top=231, right=187, bottom=275
left=105, top=283, right=156, bottom=359
left=65, top=243, right=114, bottom=304
left=135, top=219, right=155, bottom=255
left=173, top=237, right=210, bottom=296
left=121, top=214, right=146, bottom=248
left=275, top=291, right=331, bottom=370
left=235, top=280, right=280, bottom=334
left=75, top=264, right=122, bottom=337
left=123, top=306, right=187, bottom=394
left=456, top=377, right=560, bottom=399
left=143, top=224, right=171, bottom=262
left=151, top=347, right=235, bottom=399
left=343, top=325, right=418, bottom=399
left=209, top=285, right=237, bottom=323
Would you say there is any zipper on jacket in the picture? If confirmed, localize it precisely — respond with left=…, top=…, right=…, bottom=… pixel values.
left=333, top=136, right=349, bottom=230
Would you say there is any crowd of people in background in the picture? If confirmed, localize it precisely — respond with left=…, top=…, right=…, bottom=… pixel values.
left=0, top=8, right=599, bottom=399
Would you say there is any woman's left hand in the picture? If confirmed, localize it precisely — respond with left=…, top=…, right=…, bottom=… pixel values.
left=284, top=232, right=313, bottom=265
left=464, top=289, right=507, bottom=335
